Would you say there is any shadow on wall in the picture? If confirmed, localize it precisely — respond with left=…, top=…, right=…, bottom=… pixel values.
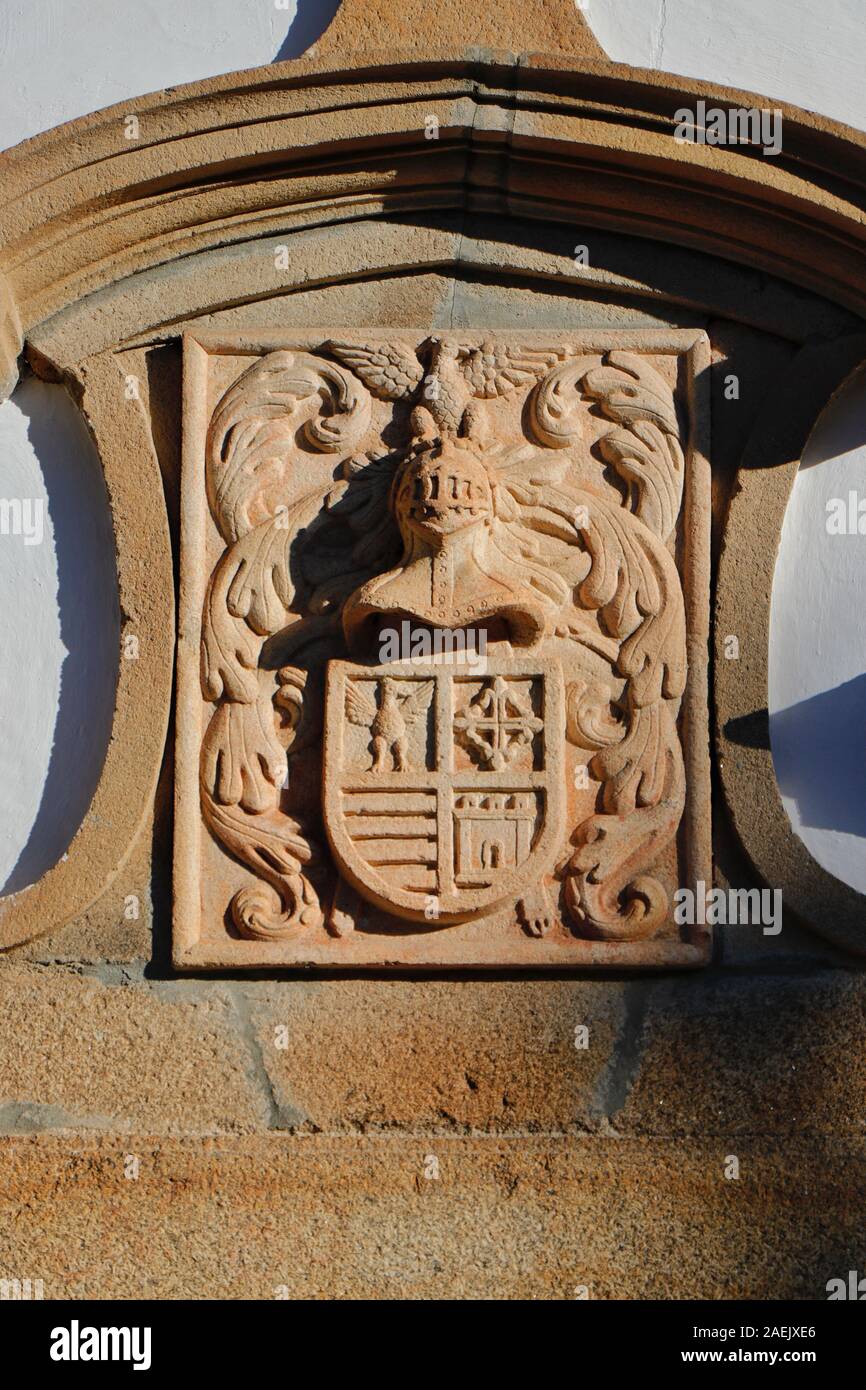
left=273, top=0, right=343, bottom=60
left=0, top=380, right=120, bottom=895
left=797, top=360, right=866, bottom=472
left=770, top=677, right=866, bottom=839
left=733, top=677, right=866, bottom=841
left=768, top=356, right=866, bottom=894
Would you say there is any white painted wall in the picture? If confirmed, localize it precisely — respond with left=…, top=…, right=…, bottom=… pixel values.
left=0, top=379, right=119, bottom=892
left=0, top=0, right=862, bottom=892
left=768, top=368, right=866, bottom=892
left=589, top=0, right=866, bottom=133
left=0, top=0, right=338, bottom=891
left=0, top=0, right=340, bottom=152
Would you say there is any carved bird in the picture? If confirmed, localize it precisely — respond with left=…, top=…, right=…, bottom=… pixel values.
left=345, top=676, right=434, bottom=772
left=327, top=337, right=566, bottom=438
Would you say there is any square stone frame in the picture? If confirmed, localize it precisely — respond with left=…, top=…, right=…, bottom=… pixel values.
left=173, top=328, right=712, bottom=971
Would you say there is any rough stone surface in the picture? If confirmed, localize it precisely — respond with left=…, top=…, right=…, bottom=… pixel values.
left=0, top=1134, right=863, bottom=1300
left=313, top=0, right=605, bottom=61
left=243, top=979, right=629, bottom=1133
left=18, top=795, right=158, bottom=964
left=0, top=963, right=268, bottom=1135
left=618, top=972, right=866, bottom=1136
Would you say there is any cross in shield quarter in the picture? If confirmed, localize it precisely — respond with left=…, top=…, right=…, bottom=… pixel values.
left=323, top=657, right=565, bottom=924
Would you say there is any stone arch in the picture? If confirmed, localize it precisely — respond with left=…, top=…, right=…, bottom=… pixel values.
left=1, top=3, right=865, bottom=951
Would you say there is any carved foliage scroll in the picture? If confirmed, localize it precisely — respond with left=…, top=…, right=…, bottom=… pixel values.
left=183, top=331, right=709, bottom=969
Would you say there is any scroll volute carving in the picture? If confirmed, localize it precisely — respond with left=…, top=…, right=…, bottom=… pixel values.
left=191, top=332, right=705, bottom=965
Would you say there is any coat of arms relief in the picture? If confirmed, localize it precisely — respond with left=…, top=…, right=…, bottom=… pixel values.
left=176, top=330, right=710, bottom=968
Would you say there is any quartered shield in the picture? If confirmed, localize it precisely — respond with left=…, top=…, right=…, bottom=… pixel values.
left=323, top=657, right=565, bottom=923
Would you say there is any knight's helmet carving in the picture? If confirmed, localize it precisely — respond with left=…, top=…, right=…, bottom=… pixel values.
left=342, top=342, right=550, bottom=654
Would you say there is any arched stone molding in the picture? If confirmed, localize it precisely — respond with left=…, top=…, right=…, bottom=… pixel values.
left=0, top=352, right=174, bottom=949
left=1, top=51, right=865, bottom=395
left=1, top=4, right=865, bottom=951
left=716, top=334, right=866, bottom=957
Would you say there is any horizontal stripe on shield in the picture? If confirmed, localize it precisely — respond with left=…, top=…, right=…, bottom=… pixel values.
left=363, top=839, right=437, bottom=865
left=346, top=816, right=435, bottom=840
left=342, top=791, right=436, bottom=816
left=340, top=789, right=438, bottom=895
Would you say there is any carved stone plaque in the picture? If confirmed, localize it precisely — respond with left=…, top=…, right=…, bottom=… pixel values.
left=174, top=329, right=711, bottom=969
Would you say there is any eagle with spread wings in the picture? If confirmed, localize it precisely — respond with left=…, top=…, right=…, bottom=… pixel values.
left=325, top=336, right=568, bottom=438
left=345, top=676, right=434, bottom=772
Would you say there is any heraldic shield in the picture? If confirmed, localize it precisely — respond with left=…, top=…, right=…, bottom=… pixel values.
left=323, top=657, right=565, bottom=924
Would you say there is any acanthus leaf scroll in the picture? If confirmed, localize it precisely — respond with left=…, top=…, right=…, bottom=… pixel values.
left=197, top=335, right=691, bottom=949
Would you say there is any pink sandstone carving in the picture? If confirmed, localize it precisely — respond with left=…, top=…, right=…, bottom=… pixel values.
left=181, top=331, right=708, bottom=968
